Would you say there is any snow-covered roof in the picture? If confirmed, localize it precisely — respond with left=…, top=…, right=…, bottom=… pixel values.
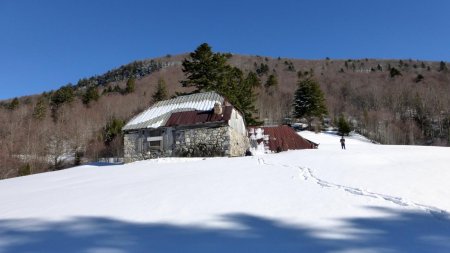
left=122, top=91, right=224, bottom=131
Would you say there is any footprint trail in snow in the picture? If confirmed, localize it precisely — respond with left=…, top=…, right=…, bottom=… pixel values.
left=257, top=156, right=450, bottom=221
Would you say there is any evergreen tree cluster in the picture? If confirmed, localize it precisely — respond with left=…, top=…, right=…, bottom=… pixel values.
left=50, top=85, right=75, bottom=108
left=85, top=77, right=136, bottom=105
left=47, top=85, right=76, bottom=120
left=102, top=85, right=123, bottom=94
left=82, top=86, right=100, bottom=105
left=284, top=61, right=295, bottom=72
left=6, top=98, right=19, bottom=110
left=255, top=63, right=270, bottom=76
left=76, top=60, right=164, bottom=88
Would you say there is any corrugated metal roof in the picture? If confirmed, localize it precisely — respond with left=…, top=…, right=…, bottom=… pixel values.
left=123, top=91, right=224, bottom=130
left=249, top=126, right=314, bottom=151
left=165, top=106, right=233, bottom=127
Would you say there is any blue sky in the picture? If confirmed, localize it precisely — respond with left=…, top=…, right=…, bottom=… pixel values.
left=1, top=0, right=449, bottom=100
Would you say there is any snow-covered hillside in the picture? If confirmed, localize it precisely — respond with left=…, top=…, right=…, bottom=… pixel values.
left=0, top=132, right=449, bottom=253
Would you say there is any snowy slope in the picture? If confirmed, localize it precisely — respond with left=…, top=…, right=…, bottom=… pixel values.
left=0, top=132, right=449, bottom=253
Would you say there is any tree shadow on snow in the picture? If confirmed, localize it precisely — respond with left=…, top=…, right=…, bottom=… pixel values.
left=86, top=162, right=124, bottom=167
left=0, top=207, right=449, bottom=253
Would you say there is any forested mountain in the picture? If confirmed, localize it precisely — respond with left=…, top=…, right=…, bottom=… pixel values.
left=1, top=52, right=449, bottom=179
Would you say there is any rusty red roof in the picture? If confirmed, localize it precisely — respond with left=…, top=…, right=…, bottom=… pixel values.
left=165, top=106, right=233, bottom=127
left=251, top=126, right=315, bottom=151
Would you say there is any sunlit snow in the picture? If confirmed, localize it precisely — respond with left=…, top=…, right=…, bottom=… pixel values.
left=0, top=131, right=449, bottom=252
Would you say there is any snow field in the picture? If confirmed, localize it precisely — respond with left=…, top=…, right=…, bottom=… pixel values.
left=0, top=131, right=449, bottom=252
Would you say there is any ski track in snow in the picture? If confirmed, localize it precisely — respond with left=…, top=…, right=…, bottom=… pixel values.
left=256, top=157, right=450, bottom=221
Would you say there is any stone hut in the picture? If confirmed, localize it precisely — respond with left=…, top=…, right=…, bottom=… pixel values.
left=122, top=92, right=249, bottom=162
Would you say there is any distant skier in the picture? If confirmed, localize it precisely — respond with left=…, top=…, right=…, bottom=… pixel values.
left=340, top=136, right=346, bottom=150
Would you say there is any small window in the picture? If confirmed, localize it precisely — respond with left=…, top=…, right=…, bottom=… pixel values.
left=149, top=141, right=161, bottom=148
left=143, top=140, right=162, bottom=151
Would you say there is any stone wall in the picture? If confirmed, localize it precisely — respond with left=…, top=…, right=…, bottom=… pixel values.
left=123, top=132, right=141, bottom=163
left=124, top=125, right=250, bottom=162
left=229, top=127, right=250, bottom=156
left=173, top=126, right=231, bottom=157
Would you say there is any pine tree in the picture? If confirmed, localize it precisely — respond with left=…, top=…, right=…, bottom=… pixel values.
left=181, top=43, right=230, bottom=92
left=33, top=96, right=47, bottom=120
left=18, top=163, right=31, bottom=176
left=245, top=71, right=261, bottom=88
left=293, top=78, right=328, bottom=119
left=390, top=67, right=402, bottom=78
left=337, top=115, right=351, bottom=136
left=439, top=61, right=447, bottom=72
left=239, top=71, right=261, bottom=125
left=181, top=43, right=260, bottom=124
left=415, top=74, right=424, bottom=83
left=215, top=67, right=261, bottom=125
left=125, top=77, right=136, bottom=94
left=265, top=74, right=278, bottom=88
left=152, top=78, right=168, bottom=103
left=103, top=117, right=125, bottom=146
